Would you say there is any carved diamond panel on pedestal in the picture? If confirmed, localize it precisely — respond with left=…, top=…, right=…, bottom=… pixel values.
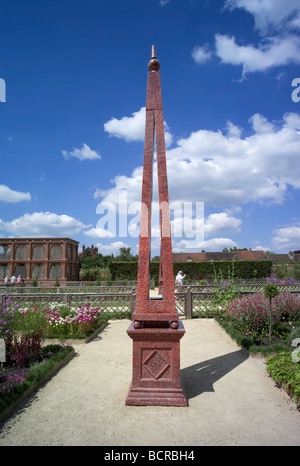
left=142, top=349, right=171, bottom=379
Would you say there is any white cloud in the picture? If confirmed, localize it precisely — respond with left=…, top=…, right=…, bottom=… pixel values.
left=272, top=224, right=300, bottom=251
left=62, top=143, right=101, bottom=161
left=253, top=245, right=271, bottom=252
left=0, top=185, right=31, bottom=203
left=225, top=0, right=300, bottom=34
left=104, top=107, right=145, bottom=142
left=291, top=12, right=300, bottom=29
left=192, top=2, right=300, bottom=77
left=95, top=241, right=131, bottom=256
left=104, top=107, right=173, bottom=147
left=213, top=1, right=300, bottom=77
left=94, top=111, right=300, bottom=252
left=249, top=113, right=275, bottom=133
left=204, top=212, right=241, bottom=237
left=84, top=227, right=115, bottom=239
left=226, top=121, right=242, bottom=138
left=283, top=112, right=300, bottom=130
left=94, top=166, right=143, bottom=208
left=97, top=111, right=300, bottom=211
left=169, top=212, right=241, bottom=252
left=0, top=212, right=89, bottom=237
left=191, top=45, right=212, bottom=64
left=172, top=237, right=238, bottom=253
left=215, top=33, right=300, bottom=76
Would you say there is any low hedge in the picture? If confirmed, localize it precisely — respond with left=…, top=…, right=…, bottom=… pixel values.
left=109, top=260, right=273, bottom=282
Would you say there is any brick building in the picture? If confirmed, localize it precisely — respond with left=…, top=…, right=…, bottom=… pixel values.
left=0, top=237, right=79, bottom=284
left=172, top=249, right=300, bottom=265
left=79, top=244, right=99, bottom=257
left=172, top=249, right=265, bottom=262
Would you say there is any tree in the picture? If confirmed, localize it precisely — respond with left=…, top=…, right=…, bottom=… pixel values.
left=114, top=247, right=138, bottom=262
left=151, top=255, right=160, bottom=262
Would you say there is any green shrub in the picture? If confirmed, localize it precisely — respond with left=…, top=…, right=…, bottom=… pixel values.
left=109, top=260, right=273, bottom=281
left=266, top=352, right=300, bottom=406
left=30, top=277, right=38, bottom=287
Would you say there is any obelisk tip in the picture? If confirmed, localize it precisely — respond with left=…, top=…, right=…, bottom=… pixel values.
left=148, top=45, right=160, bottom=72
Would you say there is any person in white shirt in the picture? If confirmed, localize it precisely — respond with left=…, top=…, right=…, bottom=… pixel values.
left=175, top=271, right=186, bottom=285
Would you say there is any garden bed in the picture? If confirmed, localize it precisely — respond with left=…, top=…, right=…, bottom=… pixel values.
left=215, top=316, right=300, bottom=409
left=0, top=344, right=75, bottom=421
left=0, top=320, right=111, bottom=421
left=212, top=287, right=300, bottom=409
left=42, top=321, right=108, bottom=346
left=265, top=352, right=300, bottom=409
left=215, top=316, right=295, bottom=355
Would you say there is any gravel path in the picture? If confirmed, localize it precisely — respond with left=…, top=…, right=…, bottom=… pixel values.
left=0, top=319, right=299, bottom=446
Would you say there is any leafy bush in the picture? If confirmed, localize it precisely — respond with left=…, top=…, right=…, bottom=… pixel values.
left=266, top=352, right=300, bottom=406
left=264, top=283, right=280, bottom=299
left=210, top=265, right=241, bottom=309
left=198, top=279, right=210, bottom=285
left=30, top=277, right=38, bottom=287
left=226, top=292, right=300, bottom=337
left=80, top=267, right=111, bottom=281
left=273, top=262, right=300, bottom=280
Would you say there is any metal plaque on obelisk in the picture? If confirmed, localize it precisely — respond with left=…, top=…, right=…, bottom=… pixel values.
left=126, top=46, right=187, bottom=407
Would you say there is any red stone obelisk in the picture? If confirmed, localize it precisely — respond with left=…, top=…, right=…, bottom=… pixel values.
left=126, top=46, right=187, bottom=407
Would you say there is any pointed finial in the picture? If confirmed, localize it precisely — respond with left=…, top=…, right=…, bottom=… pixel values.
left=152, top=45, right=156, bottom=59
left=148, top=44, right=160, bottom=72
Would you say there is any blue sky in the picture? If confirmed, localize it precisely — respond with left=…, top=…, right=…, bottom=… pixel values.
left=0, top=0, right=300, bottom=256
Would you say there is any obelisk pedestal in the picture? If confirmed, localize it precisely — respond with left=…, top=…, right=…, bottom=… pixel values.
left=126, top=321, right=187, bottom=406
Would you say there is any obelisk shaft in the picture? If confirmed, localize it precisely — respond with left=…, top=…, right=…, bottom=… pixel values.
left=134, top=47, right=176, bottom=322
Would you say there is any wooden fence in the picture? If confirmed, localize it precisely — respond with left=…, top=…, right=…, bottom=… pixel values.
left=1, top=282, right=300, bottom=319
left=0, top=291, right=136, bottom=316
